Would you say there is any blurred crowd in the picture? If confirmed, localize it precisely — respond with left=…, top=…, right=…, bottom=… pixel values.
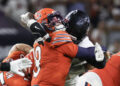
left=0, top=0, right=120, bottom=54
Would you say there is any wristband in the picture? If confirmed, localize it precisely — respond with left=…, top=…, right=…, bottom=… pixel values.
left=0, top=63, right=10, bottom=71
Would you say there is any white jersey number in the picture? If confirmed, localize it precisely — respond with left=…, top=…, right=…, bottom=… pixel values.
left=33, top=46, right=41, bottom=77
left=0, top=72, right=5, bottom=85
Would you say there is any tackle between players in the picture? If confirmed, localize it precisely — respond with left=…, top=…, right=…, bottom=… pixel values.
left=20, top=8, right=107, bottom=86
left=0, top=8, right=107, bottom=86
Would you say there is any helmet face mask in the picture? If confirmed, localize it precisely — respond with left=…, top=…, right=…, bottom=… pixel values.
left=47, top=11, right=63, bottom=27
left=34, top=8, right=63, bottom=32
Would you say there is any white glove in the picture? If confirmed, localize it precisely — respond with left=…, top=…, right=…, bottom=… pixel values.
left=10, top=58, right=32, bottom=76
left=95, top=43, right=104, bottom=62
left=20, top=12, right=36, bottom=28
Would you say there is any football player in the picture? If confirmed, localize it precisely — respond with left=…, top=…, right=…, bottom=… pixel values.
left=63, top=10, right=108, bottom=85
left=64, top=10, right=93, bottom=47
left=64, top=10, right=120, bottom=86
left=0, top=43, right=32, bottom=74
left=0, top=43, right=32, bottom=86
left=7, top=43, right=35, bottom=80
left=20, top=8, right=106, bottom=86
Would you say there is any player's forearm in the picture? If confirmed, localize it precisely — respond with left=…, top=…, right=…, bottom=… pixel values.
left=75, top=46, right=106, bottom=68
left=76, top=47, right=95, bottom=59
left=0, top=62, right=10, bottom=71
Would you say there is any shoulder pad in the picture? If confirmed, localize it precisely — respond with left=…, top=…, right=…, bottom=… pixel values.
left=49, top=31, right=72, bottom=48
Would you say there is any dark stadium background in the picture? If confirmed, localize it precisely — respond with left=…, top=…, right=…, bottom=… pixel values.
left=0, top=0, right=120, bottom=85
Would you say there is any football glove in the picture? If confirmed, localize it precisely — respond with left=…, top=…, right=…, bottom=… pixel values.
left=20, top=12, right=36, bottom=28
left=95, top=43, right=104, bottom=62
left=10, top=58, right=32, bottom=76
left=21, top=12, right=49, bottom=38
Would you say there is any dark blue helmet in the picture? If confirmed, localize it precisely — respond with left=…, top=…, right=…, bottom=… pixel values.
left=65, top=10, right=90, bottom=42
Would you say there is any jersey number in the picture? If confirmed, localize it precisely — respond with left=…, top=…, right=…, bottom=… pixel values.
left=33, top=46, right=41, bottom=77
left=0, top=72, right=5, bottom=85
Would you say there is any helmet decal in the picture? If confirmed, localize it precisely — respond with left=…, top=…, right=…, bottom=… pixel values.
left=34, top=12, right=41, bottom=20
left=34, top=8, right=55, bottom=23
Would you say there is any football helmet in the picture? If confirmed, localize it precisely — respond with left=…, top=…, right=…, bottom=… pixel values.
left=64, top=10, right=90, bottom=43
left=34, top=8, right=63, bottom=32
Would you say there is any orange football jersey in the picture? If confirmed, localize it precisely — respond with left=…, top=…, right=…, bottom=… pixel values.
left=31, top=31, right=78, bottom=86
left=92, top=52, right=120, bottom=86
left=0, top=51, right=31, bottom=86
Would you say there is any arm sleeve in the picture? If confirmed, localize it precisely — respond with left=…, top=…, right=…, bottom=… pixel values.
left=76, top=46, right=107, bottom=69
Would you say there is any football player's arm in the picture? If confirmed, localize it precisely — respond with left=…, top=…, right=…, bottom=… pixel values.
left=20, top=12, right=49, bottom=39
left=61, top=42, right=106, bottom=69
left=0, top=51, right=26, bottom=71
left=75, top=43, right=107, bottom=69
left=0, top=58, right=32, bottom=73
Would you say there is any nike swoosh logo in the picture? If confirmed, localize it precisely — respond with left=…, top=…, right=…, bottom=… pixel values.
left=35, top=26, right=39, bottom=30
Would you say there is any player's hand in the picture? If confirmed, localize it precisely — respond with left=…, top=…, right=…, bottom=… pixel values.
left=20, top=12, right=36, bottom=28
left=95, top=43, right=104, bottom=62
left=20, top=12, right=34, bottom=24
left=10, top=58, right=32, bottom=76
